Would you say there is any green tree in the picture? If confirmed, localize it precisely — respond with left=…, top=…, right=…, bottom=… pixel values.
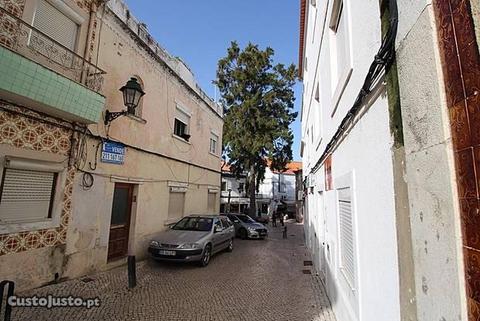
left=215, top=42, right=297, bottom=217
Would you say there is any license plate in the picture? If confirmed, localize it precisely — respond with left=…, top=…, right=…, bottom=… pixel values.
left=159, top=250, right=176, bottom=256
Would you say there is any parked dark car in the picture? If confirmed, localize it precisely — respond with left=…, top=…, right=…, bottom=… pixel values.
left=225, top=214, right=268, bottom=239
left=148, top=215, right=235, bottom=266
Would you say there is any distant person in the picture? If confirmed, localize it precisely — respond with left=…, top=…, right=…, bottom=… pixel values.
left=278, top=205, right=285, bottom=227
left=272, top=212, right=277, bottom=227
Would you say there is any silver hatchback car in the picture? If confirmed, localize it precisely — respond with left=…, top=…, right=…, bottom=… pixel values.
left=148, top=215, right=235, bottom=266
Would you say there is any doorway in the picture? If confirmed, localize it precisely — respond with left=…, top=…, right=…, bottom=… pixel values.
left=107, top=183, right=133, bottom=261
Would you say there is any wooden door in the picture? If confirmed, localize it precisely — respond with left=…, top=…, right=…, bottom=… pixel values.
left=107, top=183, right=133, bottom=261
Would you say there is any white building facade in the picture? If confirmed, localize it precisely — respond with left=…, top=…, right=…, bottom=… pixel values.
left=220, top=163, right=299, bottom=216
left=300, top=0, right=480, bottom=320
left=299, top=1, right=400, bottom=320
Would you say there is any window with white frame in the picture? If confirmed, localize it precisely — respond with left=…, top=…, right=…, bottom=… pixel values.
left=329, top=0, right=352, bottom=115
left=0, top=157, right=64, bottom=223
left=174, top=107, right=190, bottom=140
left=210, top=132, right=219, bottom=154
left=32, top=0, right=80, bottom=51
left=338, top=186, right=355, bottom=288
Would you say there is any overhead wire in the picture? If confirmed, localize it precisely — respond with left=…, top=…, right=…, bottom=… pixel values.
left=309, top=0, right=398, bottom=175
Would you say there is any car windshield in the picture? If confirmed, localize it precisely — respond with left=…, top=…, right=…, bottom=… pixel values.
left=237, top=215, right=256, bottom=223
left=172, top=217, right=213, bottom=231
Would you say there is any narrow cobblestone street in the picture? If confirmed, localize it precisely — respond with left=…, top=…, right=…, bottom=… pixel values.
left=12, top=222, right=335, bottom=321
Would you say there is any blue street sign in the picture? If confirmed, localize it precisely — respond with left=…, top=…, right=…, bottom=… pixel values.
left=101, top=141, right=125, bottom=164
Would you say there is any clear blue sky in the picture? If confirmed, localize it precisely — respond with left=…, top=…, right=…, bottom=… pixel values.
left=124, top=0, right=302, bottom=160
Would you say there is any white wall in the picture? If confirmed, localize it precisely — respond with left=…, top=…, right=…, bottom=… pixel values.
left=301, top=0, right=401, bottom=320
left=221, top=176, right=246, bottom=199
left=222, top=168, right=297, bottom=207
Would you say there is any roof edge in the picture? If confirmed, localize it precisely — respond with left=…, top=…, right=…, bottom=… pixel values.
left=298, top=0, right=307, bottom=79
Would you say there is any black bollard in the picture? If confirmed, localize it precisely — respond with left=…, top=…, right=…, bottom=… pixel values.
left=128, top=255, right=136, bottom=288
left=0, top=280, right=14, bottom=321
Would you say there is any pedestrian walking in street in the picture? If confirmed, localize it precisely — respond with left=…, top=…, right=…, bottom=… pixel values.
left=279, top=212, right=284, bottom=227
left=272, top=212, right=277, bottom=227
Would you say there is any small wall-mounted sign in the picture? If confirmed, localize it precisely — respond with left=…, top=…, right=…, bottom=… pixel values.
left=170, top=186, right=187, bottom=193
left=101, top=141, right=125, bottom=165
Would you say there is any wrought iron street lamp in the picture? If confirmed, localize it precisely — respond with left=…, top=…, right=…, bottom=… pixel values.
left=104, top=77, right=145, bottom=125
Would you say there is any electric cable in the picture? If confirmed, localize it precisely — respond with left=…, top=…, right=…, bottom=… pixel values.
left=309, top=0, right=398, bottom=175
left=0, top=103, right=221, bottom=175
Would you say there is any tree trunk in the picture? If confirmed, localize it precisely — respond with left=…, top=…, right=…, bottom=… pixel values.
left=248, top=169, right=256, bottom=217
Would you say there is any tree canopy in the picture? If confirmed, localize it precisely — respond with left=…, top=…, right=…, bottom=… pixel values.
left=215, top=41, right=297, bottom=216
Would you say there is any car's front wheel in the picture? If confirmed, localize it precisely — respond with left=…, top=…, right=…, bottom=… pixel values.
left=199, top=244, right=212, bottom=267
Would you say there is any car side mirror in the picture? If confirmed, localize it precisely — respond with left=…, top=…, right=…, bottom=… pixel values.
left=214, top=225, right=222, bottom=233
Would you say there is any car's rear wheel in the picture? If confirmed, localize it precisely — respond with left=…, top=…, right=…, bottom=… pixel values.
left=200, top=244, right=211, bottom=267
left=226, top=238, right=233, bottom=252
left=239, top=228, right=248, bottom=240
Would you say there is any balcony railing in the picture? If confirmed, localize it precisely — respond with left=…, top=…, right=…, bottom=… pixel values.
left=0, top=6, right=105, bottom=93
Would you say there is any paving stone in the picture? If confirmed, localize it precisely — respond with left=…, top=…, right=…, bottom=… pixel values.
left=12, top=222, right=336, bottom=321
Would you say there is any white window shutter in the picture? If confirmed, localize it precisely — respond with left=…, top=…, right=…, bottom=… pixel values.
left=338, top=187, right=355, bottom=287
left=0, top=169, right=56, bottom=222
left=168, top=192, right=185, bottom=219
left=175, top=108, right=190, bottom=126
left=33, top=0, right=78, bottom=50
left=207, top=193, right=216, bottom=212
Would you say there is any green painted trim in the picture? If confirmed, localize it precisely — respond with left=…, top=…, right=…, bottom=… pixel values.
left=0, top=46, right=105, bottom=123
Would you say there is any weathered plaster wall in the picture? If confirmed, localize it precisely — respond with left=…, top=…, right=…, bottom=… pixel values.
left=61, top=1, right=223, bottom=279
left=64, top=143, right=221, bottom=279
left=91, top=9, right=222, bottom=172
left=395, top=2, right=468, bottom=320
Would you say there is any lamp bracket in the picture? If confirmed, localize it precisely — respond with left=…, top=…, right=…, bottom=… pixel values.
left=104, top=110, right=127, bottom=125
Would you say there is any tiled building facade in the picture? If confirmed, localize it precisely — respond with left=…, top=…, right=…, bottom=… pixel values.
left=0, top=0, right=223, bottom=291
left=0, top=0, right=106, bottom=289
left=0, top=103, right=75, bottom=256
left=432, top=0, right=480, bottom=318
